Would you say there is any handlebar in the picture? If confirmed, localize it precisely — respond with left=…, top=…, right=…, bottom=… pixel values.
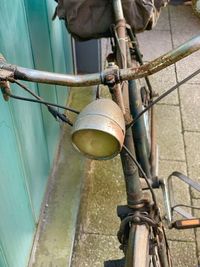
left=1, top=34, right=200, bottom=87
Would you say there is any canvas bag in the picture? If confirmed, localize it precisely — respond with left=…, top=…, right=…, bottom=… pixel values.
left=54, top=0, right=167, bottom=41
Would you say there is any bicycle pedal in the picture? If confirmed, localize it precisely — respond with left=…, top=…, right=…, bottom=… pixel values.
left=104, top=258, right=125, bottom=267
left=171, top=218, right=200, bottom=230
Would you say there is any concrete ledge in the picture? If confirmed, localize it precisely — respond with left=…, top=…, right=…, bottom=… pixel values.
left=29, top=87, right=95, bottom=267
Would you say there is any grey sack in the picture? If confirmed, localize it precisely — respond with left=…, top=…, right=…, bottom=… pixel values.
left=54, top=0, right=167, bottom=41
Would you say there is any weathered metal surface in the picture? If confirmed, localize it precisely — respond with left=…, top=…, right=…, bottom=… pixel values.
left=14, top=66, right=102, bottom=87
left=72, top=98, right=125, bottom=159
left=112, top=83, right=126, bottom=115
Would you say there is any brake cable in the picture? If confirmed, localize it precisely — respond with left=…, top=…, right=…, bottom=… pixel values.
left=5, top=78, right=80, bottom=126
left=6, top=93, right=79, bottom=114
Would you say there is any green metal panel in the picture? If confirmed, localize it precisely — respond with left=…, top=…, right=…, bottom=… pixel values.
left=45, top=0, right=71, bottom=106
left=0, top=98, right=35, bottom=267
left=61, top=23, right=74, bottom=75
left=24, top=0, right=73, bottom=164
left=24, top=0, right=60, bottom=165
left=0, top=245, right=8, bottom=267
left=0, top=0, right=74, bottom=266
left=57, top=23, right=74, bottom=105
left=0, top=0, right=50, bottom=221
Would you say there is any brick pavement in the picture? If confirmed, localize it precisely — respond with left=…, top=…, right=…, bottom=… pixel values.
left=72, top=5, right=200, bottom=267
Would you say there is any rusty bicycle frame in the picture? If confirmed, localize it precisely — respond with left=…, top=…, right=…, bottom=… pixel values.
left=1, top=0, right=200, bottom=266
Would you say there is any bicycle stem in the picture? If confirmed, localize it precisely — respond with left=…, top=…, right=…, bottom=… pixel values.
left=1, top=34, right=200, bottom=87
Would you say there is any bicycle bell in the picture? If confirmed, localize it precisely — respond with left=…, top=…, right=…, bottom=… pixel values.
left=71, top=98, right=125, bottom=160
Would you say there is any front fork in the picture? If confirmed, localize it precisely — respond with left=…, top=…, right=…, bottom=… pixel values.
left=120, top=128, right=143, bottom=206
left=120, top=80, right=151, bottom=207
left=111, top=0, right=152, bottom=207
left=107, top=76, right=149, bottom=207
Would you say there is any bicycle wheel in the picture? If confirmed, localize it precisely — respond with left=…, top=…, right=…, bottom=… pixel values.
left=125, top=224, right=171, bottom=267
left=125, top=224, right=149, bottom=267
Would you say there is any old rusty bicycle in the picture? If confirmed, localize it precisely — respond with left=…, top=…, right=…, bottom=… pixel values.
left=1, top=0, right=200, bottom=266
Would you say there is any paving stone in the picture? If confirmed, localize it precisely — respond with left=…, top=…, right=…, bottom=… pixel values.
left=156, top=105, right=185, bottom=161
left=154, top=6, right=170, bottom=31
left=137, top=30, right=172, bottom=61
left=72, top=234, right=124, bottom=267
left=175, top=49, right=200, bottom=84
left=172, top=32, right=200, bottom=48
left=149, top=65, right=178, bottom=105
left=179, top=84, right=200, bottom=132
left=135, top=20, right=177, bottom=105
left=136, top=25, right=178, bottom=106
left=173, top=31, right=200, bottom=84
left=169, top=6, right=200, bottom=84
left=169, top=6, right=200, bottom=40
left=78, top=157, right=126, bottom=236
left=156, top=160, right=195, bottom=241
left=171, top=14, right=200, bottom=85
left=72, top=234, right=198, bottom=267
left=159, top=160, right=188, bottom=203
left=184, top=132, right=200, bottom=198
left=159, top=160, right=190, bottom=204
left=169, top=240, right=198, bottom=267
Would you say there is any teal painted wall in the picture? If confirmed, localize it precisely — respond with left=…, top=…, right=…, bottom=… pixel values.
left=0, top=0, right=73, bottom=266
